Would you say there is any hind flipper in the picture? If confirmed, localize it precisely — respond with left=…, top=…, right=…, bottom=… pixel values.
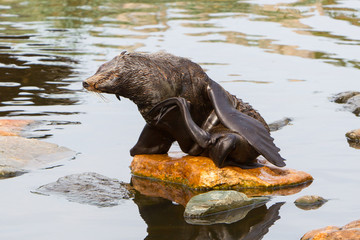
left=207, top=81, right=286, bottom=167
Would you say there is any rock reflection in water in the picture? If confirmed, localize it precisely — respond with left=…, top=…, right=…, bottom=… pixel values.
left=133, top=191, right=284, bottom=240
left=131, top=175, right=311, bottom=207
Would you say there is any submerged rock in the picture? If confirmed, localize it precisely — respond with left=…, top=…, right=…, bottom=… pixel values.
left=34, top=172, right=135, bottom=207
left=0, top=119, right=34, bottom=136
left=294, top=195, right=328, bottom=210
left=301, top=219, right=360, bottom=240
left=131, top=153, right=313, bottom=190
left=0, top=136, right=75, bottom=178
left=332, top=91, right=360, bottom=116
left=268, top=117, right=293, bottom=132
left=184, top=190, right=269, bottom=224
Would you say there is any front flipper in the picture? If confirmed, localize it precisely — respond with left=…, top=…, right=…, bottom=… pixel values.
left=207, top=81, right=286, bottom=167
left=147, top=97, right=213, bottom=149
left=130, top=123, right=174, bottom=156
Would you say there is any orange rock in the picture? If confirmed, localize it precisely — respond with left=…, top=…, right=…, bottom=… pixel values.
left=131, top=176, right=197, bottom=206
left=130, top=153, right=313, bottom=190
left=0, top=119, right=34, bottom=136
left=131, top=175, right=312, bottom=206
left=301, top=220, right=360, bottom=240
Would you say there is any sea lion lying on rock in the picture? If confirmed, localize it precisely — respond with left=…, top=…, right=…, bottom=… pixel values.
left=83, top=51, right=285, bottom=168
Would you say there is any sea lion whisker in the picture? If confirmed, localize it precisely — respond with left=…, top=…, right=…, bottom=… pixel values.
left=92, top=92, right=109, bottom=103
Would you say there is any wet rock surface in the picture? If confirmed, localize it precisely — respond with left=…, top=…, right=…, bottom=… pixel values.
left=184, top=190, right=269, bottom=224
left=294, top=195, right=328, bottom=210
left=34, top=172, right=135, bottom=207
left=0, top=136, right=76, bottom=178
left=332, top=91, right=360, bottom=116
left=131, top=153, right=313, bottom=190
left=301, top=219, right=360, bottom=240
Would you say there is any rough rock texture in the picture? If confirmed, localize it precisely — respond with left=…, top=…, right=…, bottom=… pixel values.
left=131, top=153, right=313, bottom=190
left=184, top=190, right=269, bottom=224
left=34, top=172, right=135, bottom=207
left=332, top=91, right=360, bottom=116
left=294, top=195, right=328, bottom=210
left=0, top=136, right=75, bottom=178
left=301, top=219, right=360, bottom=240
left=0, top=119, right=34, bottom=136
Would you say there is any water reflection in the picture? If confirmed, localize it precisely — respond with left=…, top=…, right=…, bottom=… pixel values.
left=0, top=53, right=78, bottom=113
left=134, top=191, right=284, bottom=240
left=0, top=0, right=359, bottom=118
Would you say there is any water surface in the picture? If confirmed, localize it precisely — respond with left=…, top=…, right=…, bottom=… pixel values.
left=0, top=0, right=359, bottom=239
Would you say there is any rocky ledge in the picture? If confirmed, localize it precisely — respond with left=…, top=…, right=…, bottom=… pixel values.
left=131, top=153, right=313, bottom=190
left=301, top=219, right=360, bottom=240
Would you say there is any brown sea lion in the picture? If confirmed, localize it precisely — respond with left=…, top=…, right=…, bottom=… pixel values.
left=83, top=51, right=285, bottom=168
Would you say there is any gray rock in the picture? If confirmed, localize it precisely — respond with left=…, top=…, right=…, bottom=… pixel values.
left=346, top=95, right=360, bottom=116
left=332, top=91, right=360, bottom=104
left=268, top=117, right=293, bottom=132
left=184, top=190, right=269, bottom=225
left=332, top=91, right=360, bottom=116
left=0, top=136, right=76, bottom=178
left=294, top=195, right=328, bottom=210
left=33, top=172, right=135, bottom=207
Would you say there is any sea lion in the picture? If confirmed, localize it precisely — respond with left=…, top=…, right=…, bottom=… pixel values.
left=83, top=51, right=285, bottom=168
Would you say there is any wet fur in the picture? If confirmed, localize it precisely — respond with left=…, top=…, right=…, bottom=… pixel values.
left=83, top=51, right=285, bottom=168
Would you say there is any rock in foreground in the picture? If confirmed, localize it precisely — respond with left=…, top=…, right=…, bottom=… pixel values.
left=34, top=172, right=135, bottom=207
left=0, top=136, right=75, bottom=178
left=184, top=190, right=269, bottom=224
left=301, top=219, right=360, bottom=240
left=131, top=153, right=313, bottom=190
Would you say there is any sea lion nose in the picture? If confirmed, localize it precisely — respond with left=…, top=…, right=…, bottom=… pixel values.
left=82, top=81, right=89, bottom=89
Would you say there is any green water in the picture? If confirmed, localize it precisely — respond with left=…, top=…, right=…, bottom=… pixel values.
left=0, top=0, right=359, bottom=239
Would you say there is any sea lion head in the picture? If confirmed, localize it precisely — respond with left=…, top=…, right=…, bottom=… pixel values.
left=83, top=51, right=208, bottom=117
left=83, top=51, right=146, bottom=100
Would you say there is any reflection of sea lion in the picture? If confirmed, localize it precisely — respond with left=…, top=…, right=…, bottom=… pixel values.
left=83, top=51, right=285, bottom=168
